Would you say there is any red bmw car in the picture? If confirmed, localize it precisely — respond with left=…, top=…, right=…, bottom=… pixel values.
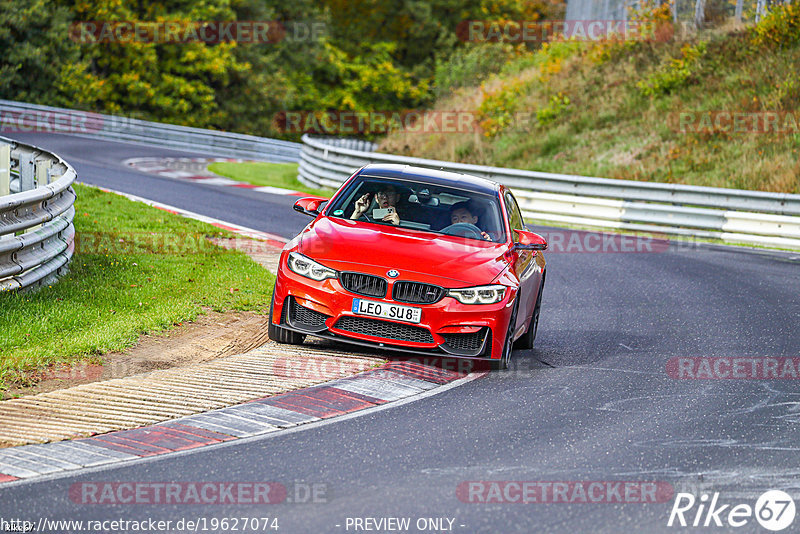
left=269, top=164, right=547, bottom=369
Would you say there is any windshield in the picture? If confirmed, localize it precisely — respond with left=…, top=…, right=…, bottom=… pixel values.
left=325, top=175, right=507, bottom=243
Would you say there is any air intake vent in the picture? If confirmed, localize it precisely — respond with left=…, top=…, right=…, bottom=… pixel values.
left=334, top=316, right=434, bottom=344
left=286, top=297, right=328, bottom=332
left=441, top=328, right=489, bottom=356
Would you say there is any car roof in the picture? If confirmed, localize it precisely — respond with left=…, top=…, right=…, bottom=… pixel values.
left=357, top=164, right=502, bottom=196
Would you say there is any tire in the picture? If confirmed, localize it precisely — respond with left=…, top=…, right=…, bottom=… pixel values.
left=492, top=299, right=518, bottom=371
left=514, top=275, right=544, bottom=350
left=268, top=287, right=306, bottom=345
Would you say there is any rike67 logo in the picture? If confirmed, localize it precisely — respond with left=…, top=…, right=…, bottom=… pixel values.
left=668, top=490, right=796, bottom=531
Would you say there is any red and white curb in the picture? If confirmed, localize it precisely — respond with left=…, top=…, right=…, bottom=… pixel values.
left=0, top=362, right=485, bottom=484
left=123, top=157, right=306, bottom=197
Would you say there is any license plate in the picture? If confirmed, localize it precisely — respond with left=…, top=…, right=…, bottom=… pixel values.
left=351, top=298, right=422, bottom=324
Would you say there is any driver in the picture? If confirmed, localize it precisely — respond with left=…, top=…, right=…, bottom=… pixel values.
left=351, top=185, right=401, bottom=225
left=449, top=201, right=492, bottom=241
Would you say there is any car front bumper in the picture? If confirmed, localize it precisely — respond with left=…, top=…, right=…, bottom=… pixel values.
left=272, top=265, right=516, bottom=361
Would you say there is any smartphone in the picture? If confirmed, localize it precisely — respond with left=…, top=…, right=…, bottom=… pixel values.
left=372, top=207, right=394, bottom=219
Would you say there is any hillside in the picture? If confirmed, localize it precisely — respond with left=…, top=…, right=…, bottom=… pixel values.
left=379, top=4, right=800, bottom=193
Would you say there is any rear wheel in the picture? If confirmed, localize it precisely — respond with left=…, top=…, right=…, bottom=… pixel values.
left=268, top=287, right=306, bottom=345
left=514, top=275, right=544, bottom=350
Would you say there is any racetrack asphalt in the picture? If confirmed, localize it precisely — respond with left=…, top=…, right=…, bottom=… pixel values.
left=2, top=133, right=799, bottom=533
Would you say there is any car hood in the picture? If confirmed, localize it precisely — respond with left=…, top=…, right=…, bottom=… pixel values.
left=298, top=217, right=508, bottom=287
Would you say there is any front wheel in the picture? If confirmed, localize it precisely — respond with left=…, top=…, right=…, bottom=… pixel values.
left=492, top=299, right=518, bottom=371
left=268, top=287, right=306, bottom=345
left=514, top=275, right=544, bottom=350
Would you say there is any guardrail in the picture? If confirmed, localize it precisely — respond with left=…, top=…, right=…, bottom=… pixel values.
left=299, top=135, right=800, bottom=249
left=0, top=100, right=301, bottom=163
left=0, top=136, right=76, bottom=292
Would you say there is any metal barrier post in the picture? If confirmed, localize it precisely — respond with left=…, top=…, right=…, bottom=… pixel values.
left=35, top=156, right=52, bottom=184
left=0, top=143, right=9, bottom=196
left=19, top=151, right=34, bottom=191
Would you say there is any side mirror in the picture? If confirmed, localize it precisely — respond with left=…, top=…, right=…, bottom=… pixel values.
left=513, top=229, right=547, bottom=251
left=293, top=197, right=328, bottom=217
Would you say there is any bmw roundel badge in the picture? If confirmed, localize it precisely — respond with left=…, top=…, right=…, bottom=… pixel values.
left=387, top=269, right=399, bottom=278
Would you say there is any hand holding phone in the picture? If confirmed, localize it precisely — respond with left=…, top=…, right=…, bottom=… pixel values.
left=372, top=206, right=399, bottom=225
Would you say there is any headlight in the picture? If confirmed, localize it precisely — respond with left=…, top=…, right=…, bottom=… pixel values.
left=448, top=285, right=506, bottom=305
left=287, top=252, right=337, bottom=281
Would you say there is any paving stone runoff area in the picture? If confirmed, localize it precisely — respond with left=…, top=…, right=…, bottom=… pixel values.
left=0, top=349, right=473, bottom=484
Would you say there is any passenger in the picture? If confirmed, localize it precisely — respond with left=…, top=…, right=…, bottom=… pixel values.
left=449, top=201, right=492, bottom=241
left=351, top=184, right=401, bottom=225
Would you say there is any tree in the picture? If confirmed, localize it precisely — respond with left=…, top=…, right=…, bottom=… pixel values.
left=0, top=0, right=104, bottom=107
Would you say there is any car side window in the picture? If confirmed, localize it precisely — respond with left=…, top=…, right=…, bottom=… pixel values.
left=504, top=192, right=524, bottom=242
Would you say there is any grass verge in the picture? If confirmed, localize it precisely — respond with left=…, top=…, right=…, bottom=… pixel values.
left=207, top=161, right=332, bottom=197
left=0, top=183, right=275, bottom=392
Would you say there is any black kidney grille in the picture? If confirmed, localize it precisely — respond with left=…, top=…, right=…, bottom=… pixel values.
left=339, top=272, right=387, bottom=298
left=334, top=316, right=434, bottom=344
left=392, top=281, right=445, bottom=304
